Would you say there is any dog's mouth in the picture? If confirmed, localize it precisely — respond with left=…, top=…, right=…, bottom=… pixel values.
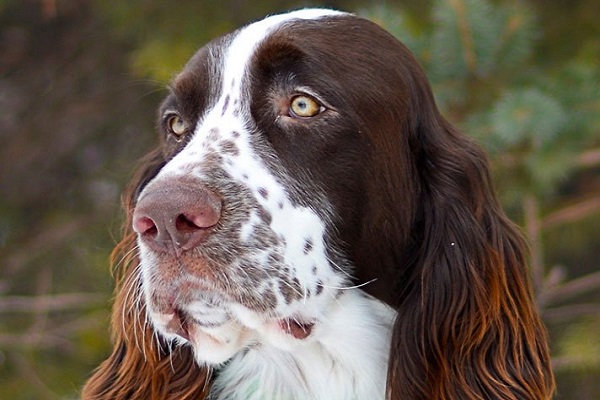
left=168, top=308, right=193, bottom=341
left=167, top=307, right=315, bottom=341
left=278, top=318, right=314, bottom=339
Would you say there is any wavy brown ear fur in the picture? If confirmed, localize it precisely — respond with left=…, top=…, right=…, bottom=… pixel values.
left=82, top=151, right=212, bottom=400
left=375, top=71, right=555, bottom=398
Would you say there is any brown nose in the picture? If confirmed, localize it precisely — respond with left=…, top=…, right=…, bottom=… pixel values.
left=132, top=179, right=221, bottom=257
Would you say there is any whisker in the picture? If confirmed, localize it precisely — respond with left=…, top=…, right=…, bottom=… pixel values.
left=113, top=244, right=141, bottom=275
left=139, top=304, right=150, bottom=362
left=327, top=257, right=355, bottom=280
left=122, top=264, right=142, bottom=342
left=318, top=278, right=378, bottom=291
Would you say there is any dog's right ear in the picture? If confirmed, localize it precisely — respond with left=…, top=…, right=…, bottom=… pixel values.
left=82, top=150, right=212, bottom=400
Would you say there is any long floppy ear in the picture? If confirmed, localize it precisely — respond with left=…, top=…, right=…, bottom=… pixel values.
left=381, top=81, right=556, bottom=398
left=82, top=151, right=212, bottom=400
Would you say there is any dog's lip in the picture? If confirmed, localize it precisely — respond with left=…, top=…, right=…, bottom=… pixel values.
left=156, top=306, right=219, bottom=336
left=277, top=317, right=315, bottom=339
left=164, top=308, right=192, bottom=341
left=156, top=298, right=318, bottom=341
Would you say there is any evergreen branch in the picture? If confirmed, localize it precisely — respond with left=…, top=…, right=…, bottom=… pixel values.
left=495, top=148, right=600, bottom=170
left=497, top=11, right=527, bottom=60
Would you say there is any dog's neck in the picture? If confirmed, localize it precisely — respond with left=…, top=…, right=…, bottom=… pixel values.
left=208, top=291, right=395, bottom=400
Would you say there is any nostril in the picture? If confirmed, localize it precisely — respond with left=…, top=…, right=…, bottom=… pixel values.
left=133, top=215, right=158, bottom=236
left=175, top=214, right=203, bottom=233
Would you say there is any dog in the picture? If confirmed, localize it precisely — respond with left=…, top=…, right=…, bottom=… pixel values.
left=83, top=9, right=554, bottom=399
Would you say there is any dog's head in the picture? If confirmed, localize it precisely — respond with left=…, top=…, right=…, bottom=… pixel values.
left=83, top=9, right=554, bottom=400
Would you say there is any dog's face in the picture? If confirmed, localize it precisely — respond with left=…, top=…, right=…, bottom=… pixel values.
left=132, top=9, right=410, bottom=364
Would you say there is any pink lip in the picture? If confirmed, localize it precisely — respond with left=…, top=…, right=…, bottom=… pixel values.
left=278, top=319, right=314, bottom=339
left=164, top=308, right=192, bottom=341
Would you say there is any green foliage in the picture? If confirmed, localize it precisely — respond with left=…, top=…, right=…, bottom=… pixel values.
left=130, top=38, right=198, bottom=83
left=489, top=88, right=566, bottom=148
left=91, top=0, right=311, bottom=83
left=477, top=87, right=575, bottom=200
left=92, top=0, right=234, bottom=83
left=556, top=318, right=600, bottom=371
left=431, top=0, right=505, bottom=79
left=366, top=0, right=599, bottom=202
left=479, top=61, right=599, bottom=201
left=363, top=0, right=540, bottom=113
left=360, top=4, right=428, bottom=60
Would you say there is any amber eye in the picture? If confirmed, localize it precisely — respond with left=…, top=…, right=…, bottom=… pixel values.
left=167, top=114, right=187, bottom=138
left=289, top=95, right=323, bottom=118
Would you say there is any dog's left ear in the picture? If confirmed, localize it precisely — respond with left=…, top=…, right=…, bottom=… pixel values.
left=82, top=153, right=212, bottom=400
left=383, top=78, right=555, bottom=398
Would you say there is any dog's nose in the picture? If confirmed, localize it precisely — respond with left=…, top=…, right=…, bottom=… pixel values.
left=132, top=179, right=221, bottom=257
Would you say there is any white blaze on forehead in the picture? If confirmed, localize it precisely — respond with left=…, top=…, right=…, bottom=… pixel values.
left=222, top=9, right=345, bottom=88
left=215, top=9, right=348, bottom=291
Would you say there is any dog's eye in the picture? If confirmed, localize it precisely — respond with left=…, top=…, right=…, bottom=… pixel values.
left=289, top=95, right=323, bottom=118
left=166, top=114, right=188, bottom=138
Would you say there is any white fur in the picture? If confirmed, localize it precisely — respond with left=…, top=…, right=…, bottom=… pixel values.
left=210, top=291, right=395, bottom=400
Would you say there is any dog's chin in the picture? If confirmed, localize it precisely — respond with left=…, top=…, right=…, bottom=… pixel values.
left=149, top=303, right=322, bottom=366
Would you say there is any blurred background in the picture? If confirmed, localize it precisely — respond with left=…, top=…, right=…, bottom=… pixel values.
left=0, top=0, right=598, bottom=398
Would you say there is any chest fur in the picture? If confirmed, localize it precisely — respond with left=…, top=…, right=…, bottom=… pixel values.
left=208, top=291, right=395, bottom=400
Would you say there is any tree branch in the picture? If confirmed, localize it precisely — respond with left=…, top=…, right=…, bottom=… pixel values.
left=540, top=271, right=600, bottom=306
left=0, top=293, right=106, bottom=313
left=448, top=0, right=477, bottom=73
left=578, top=147, right=600, bottom=168
left=542, top=195, right=600, bottom=228
left=0, top=332, right=72, bottom=349
left=542, top=303, right=600, bottom=322
left=523, top=194, right=545, bottom=298
left=552, top=354, right=600, bottom=370
left=2, top=219, right=86, bottom=276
